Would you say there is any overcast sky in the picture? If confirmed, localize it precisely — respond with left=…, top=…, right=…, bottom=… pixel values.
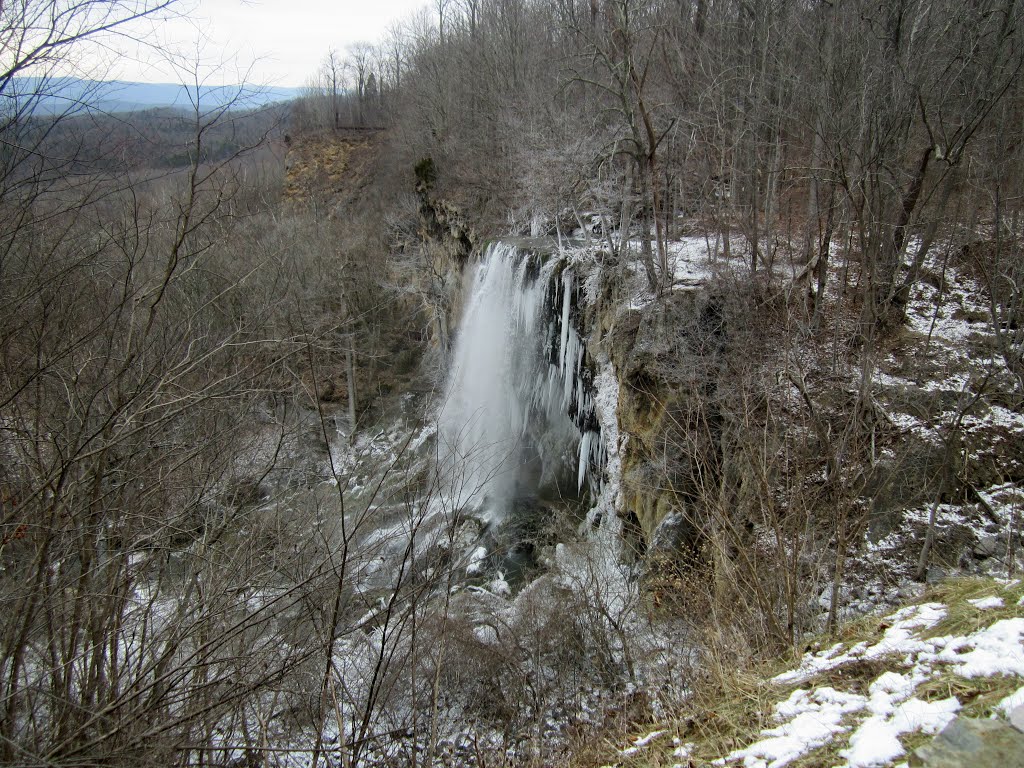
left=113, top=0, right=428, bottom=87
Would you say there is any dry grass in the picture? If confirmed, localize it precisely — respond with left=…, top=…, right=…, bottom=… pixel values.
left=920, top=576, right=1024, bottom=638
left=577, top=576, right=1024, bottom=768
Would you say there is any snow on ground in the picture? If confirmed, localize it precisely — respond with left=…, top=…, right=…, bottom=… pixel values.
left=667, top=237, right=716, bottom=286
left=931, top=618, right=1024, bottom=678
left=904, top=267, right=992, bottom=345
left=997, top=685, right=1024, bottom=714
left=620, top=729, right=667, bottom=757
left=773, top=603, right=947, bottom=685
left=597, top=236, right=729, bottom=309
left=967, top=596, right=1005, bottom=609
left=839, top=693, right=959, bottom=768
left=721, top=687, right=870, bottom=768
left=611, top=584, right=1024, bottom=768
left=672, top=740, right=695, bottom=760
left=979, top=483, right=1024, bottom=514
left=593, top=236, right=1022, bottom=768
left=838, top=244, right=1024, bottom=612
left=720, top=595, right=1022, bottom=768
left=632, top=729, right=666, bottom=747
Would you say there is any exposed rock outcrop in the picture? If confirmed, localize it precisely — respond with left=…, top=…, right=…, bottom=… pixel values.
left=913, top=716, right=1024, bottom=767
left=283, top=129, right=383, bottom=213
left=413, top=157, right=477, bottom=352
left=600, top=288, right=725, bottom=554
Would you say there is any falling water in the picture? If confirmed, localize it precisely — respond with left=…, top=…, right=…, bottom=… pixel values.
left=436, top=241, right=605, bottom=526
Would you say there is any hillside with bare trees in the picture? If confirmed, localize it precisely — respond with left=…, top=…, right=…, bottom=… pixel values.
left=2, top=1, right=1024, bottom=767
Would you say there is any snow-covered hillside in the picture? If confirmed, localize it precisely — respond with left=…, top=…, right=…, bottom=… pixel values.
left=600, top=578, right=1024, bottom=768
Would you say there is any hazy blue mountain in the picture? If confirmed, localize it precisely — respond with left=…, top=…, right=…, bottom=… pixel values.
left=10, top=77, right=302, bottom=114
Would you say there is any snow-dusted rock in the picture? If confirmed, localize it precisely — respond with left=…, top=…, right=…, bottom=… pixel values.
left=914, top=717, right=1024, bottom=768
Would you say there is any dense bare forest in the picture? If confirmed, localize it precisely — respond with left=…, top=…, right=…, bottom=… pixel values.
left=2, top=1, right=1024, bottom=767
left=304, top=0, right=1024, bottom=331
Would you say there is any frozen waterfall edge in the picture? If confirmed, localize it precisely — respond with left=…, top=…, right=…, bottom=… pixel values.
left=437, top=240, right=610, bottom=525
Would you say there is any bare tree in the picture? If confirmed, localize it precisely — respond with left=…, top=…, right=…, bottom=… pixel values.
left=557, top=0, right=670, bottom=290
left=324, top=48, right=345, bottom=129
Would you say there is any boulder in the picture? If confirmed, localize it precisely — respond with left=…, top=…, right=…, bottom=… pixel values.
left=912, top=716, right=1024, bottom=767
left=1010, top=704, right=1024, bottom=734
left=973, top=535, right=1006, bottom=559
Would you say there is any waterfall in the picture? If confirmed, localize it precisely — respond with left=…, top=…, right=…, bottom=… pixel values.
left=437, top=241, right=604, bottom=526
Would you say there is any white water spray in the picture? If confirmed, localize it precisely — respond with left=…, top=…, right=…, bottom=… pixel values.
left=437, top=242, right=605, bottom=525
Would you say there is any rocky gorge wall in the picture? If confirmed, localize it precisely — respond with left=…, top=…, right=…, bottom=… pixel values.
left=424, top=220, right=735, bottom=570
left=597, top=286, right=727, bottom=556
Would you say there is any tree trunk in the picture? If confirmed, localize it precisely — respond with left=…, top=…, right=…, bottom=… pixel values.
left=871, top=145, right=933, bottom=328
left=346, top=338, right=357, bottom=443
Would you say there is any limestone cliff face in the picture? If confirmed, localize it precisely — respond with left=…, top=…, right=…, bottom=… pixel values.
left=414, top=157, right=476, bottom=353
left=594, top=282, right=726, bottom=557
left=415, top=159, right=474, bottom=264
left=425, top=227, right=731, bottom=561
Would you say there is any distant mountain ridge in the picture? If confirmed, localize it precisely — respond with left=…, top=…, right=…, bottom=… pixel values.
left=10, top=77, right=302, bottom=114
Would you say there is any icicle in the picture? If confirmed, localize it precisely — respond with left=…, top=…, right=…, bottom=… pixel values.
left=578, top=430, right=594, bottom=491
left=559, top=269, right=572, bottom=376
left=439, top=241, right=607, bottom=523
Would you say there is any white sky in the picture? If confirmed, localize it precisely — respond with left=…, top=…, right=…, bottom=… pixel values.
left=112, top=0, right=429, bottom=87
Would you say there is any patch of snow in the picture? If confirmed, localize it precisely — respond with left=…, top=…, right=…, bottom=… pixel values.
left=673, top=742, right=695, bottom=759
left=841, top=716, right=906, bottom=767
left=667, top=237, right=714, bottom=287
left=930, top=618, right=1024, bottom=678
left=874, top=370, right=915, bottom=388
left=963, top=404, right=1024, bottom=432
left=721, top=687, right=867, bottom=768
left=996, top=685, right=1024, bottom=715
left=632, top=729, right=666, bottom=747
left=841, top=696, right=959, bottom=768
left=772, top=642, right=866, bottom=684
left=742, top=602, right=1024, bottom=766
left=774, top=604, right=947, bottom=684
left=890, top=697, right=960, bottom=736
left=728, top=666, right=959, bottom=768
left=886, top=410, right=937, bottom=442
left=901, top=503, right=962, bottom=531
left=979, top=485, right=1024, bottom=518
left=865, top=603, right=948, bottom=659
left=967, top=596, right=1005, bottom=610
left=779, top=606, right=1022, bottom=686
left=904, top=265, right=994, bottom=346
left=868, top=671, right=918, bottom=713
left=919, top=371, right=971, bottom=394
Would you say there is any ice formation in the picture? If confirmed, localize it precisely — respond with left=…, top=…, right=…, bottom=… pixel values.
left=437, top=241, right=605, bottom=522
